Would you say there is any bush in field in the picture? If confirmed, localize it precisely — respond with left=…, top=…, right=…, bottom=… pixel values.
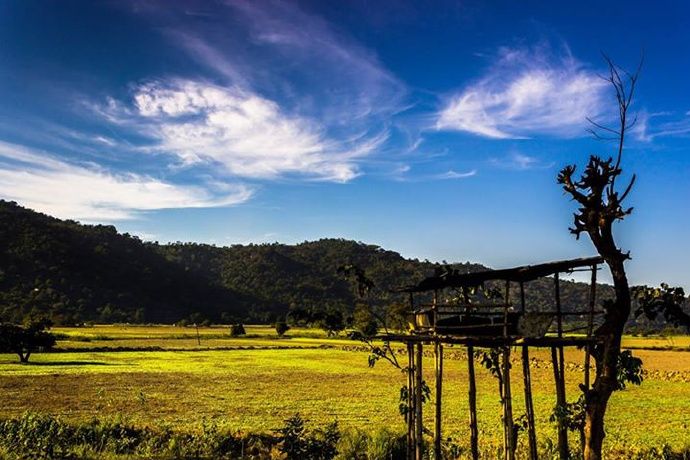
left=0, top=320, right=56, bottom=363
left=336, top=428, right=406, bottom=460
left=229, top=323, right=246, bottom=337
left=318, top=309, right=345, bottom=337
left=352, top=304, right=378, bottom=338
left=277, top=414, right=340, bottom=460
left=275, top=320, right=290, bottom=337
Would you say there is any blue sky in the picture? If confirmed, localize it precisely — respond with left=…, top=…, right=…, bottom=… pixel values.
left=1, top=0, right=689, bottom=289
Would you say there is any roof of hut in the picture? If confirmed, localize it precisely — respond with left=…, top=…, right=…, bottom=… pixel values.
left=396, top=256, right=604, bottom=293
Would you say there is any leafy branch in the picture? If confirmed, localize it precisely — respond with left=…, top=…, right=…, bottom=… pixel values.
left=632, top=284, right=690, bottom=331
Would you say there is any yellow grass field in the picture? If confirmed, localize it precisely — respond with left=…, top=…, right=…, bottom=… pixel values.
left=0, top=325, right=689, bottom=457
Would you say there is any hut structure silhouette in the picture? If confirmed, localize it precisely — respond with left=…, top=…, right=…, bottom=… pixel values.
left=382, top=256, right=605, bottom=460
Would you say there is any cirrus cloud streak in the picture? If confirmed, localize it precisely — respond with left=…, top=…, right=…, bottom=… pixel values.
left=0, top=141, right=252, bottom=221
left=437, top=47, right=609, bottom=139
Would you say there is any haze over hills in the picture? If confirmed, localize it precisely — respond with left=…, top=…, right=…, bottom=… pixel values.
left=0, top=200, right=612, bottom=325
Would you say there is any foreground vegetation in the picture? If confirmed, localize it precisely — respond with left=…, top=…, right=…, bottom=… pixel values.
left=1, top=326, right=689, bottom=458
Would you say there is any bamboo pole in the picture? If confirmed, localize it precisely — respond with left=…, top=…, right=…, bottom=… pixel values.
left=415, top=343, right=423, bottom=460
left=463, top=286, right=479, bottom=460
left=553, top=274, right=569, bottom=459
left=502, top=280, right=515, bottom=460
left=522, top=346, right=538, bottom=460
left=503, top=346, right=515, bottom=460
left=407, top=342, right=415, bottom=460
left=555, top=275, right=566, bottom=388
left=434, top=340, right=443, bottom=459
left=468, top=345, right=479, bottom=460
left=584, top=265, right=597, bottom=390
left=519, top=282, right=538, bottom=460
left=551, top=347, right=569, bottom=460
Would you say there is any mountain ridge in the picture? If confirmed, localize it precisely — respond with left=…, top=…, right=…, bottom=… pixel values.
left=0, top=200, right=611, bottom=325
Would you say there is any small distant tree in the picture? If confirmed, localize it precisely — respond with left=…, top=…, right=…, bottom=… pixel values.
left=318, top=309, right=345, bottom=337
left=229, top=323, right=246, bottom=337
left=351, top=304, right=379, bottom=338
left=275, top=320, right=290, bottom=337
left=0, top=320, right=56, bottom=363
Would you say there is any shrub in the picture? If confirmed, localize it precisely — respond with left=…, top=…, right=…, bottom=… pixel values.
left=229, top=323, right=246, bottom=337
left=275, top=321, right=290, bottom=337
left=277, top=414, right=340, bottom=460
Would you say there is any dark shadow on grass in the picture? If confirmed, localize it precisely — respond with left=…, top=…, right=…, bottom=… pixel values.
left=26, top=361, right=115, bottom=366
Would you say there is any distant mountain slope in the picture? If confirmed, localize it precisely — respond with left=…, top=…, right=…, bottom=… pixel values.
left=0, top=200, right=612, bottom=325
left=0, top=201, right=251, bottom=324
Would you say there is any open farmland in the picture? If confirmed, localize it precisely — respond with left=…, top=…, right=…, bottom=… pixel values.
left=1, top=325, right=689, bottom=457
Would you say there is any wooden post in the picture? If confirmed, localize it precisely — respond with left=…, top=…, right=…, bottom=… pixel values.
left=501, top=280, right=514, bottom=460
left=434, top=340, right=443, bottom=459
left=461, top=287, right=480, bottom=460
left=415, top=343, right=423, bottom=460
left=407, top=342, right=415, bottom=460
left=518, top=283, right=538, bottom=460
left=503, top=280, right=511, bottom=338
left=553, top=274, right=569, bottom=459
left=522, top=346, right=538, bottom=460
left=554, top=274, right=566, bottom=386
left=584, top=265, right=597, bottom=390
left=503, top=346, right=515, bottom=460
left=551, top=346, right=568, bottom=459
left=433, top=289, right=439, bottom=329
left=468, top=345, right=479, bottom=460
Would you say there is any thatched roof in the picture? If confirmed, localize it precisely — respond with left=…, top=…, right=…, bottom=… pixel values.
left=397, top=256, right=604, bottom=293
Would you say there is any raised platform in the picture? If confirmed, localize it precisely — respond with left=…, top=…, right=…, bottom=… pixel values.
left=378, top=333, right=596, bottom=348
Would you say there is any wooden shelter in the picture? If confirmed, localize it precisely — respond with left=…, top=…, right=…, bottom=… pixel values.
left=380, top=256, right=605, bottom=460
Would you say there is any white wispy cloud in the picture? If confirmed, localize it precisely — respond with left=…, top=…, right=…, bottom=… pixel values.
left=489, top=152, right=554, bottom=170
left=0, top=141, right=252, bottom=221
left=391, top=165, right=477, bottom=182
left=632, top=110, right=690, bottom=142
left=109, top=0, right=407, bottom=183
left=115, top=79, right=384, bottom=182
left=224, top=0, right=407, bottom=122
left=436, top=46, right=608, bottom=139
left=434, top=169, right=478, bottom=180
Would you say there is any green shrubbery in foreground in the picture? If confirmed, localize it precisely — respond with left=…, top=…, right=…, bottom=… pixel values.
left=0, top=413, right=688, bottom=460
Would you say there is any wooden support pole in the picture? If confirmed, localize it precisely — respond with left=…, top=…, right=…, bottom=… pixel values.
left=519, top=280, right=537, bottom=458
left=500, top=280, right=514, bottom=460
left=503, top=281, right=511, bottom=338
left=551, top=346, right=569, bottom=459
left=503, top=346, right=515, bottom=460
left=434, top=340, right=443, bottom=459
left=467, top=345, right=479, bottom=460
left=407, top=342, right=415, bottom=460
left=433, top=289, right=439, bottom=329
left=415, top=343, right=424, bottom=460
left=554, top=274, right=566, bottom=393
left=461, top=286, right=480, bottom=460
left=522, top=346, right=538, bottom=460
left=584, top=265, right=597, bottom=390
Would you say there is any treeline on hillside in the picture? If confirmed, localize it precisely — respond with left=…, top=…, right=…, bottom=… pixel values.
left=6, top=200, right=678, bottom=331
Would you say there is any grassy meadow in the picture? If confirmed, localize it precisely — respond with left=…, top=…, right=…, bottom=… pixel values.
left=1, top=325, right=689, bottom=458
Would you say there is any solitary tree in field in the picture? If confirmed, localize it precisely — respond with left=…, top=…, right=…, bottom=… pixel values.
left=0, top=320, right=56, bottom=363
left=317, top=309, right=346, bottom=337
left=557, top=56, right=642, bottom=460
left=275, top=320, right=290, bottom=337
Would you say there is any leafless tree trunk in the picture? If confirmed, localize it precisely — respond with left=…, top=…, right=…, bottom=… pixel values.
left=558, top=55, right=642, bottom=460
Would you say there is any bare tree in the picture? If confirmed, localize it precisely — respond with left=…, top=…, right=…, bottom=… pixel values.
left=557, top=55, right=641, bottom=460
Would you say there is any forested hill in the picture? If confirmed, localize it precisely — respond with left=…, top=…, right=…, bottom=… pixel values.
left=0, top=200, right=611, bottom=325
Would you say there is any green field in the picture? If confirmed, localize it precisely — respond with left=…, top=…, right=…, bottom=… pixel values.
left=1, top=325, right=689, bottom=458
